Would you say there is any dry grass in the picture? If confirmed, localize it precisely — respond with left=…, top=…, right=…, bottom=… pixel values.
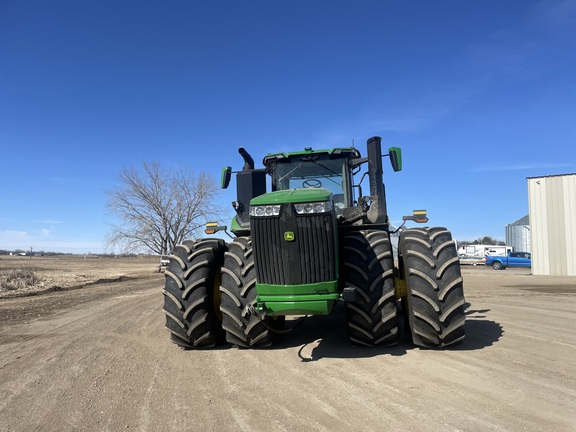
left=0, top=268, right=39, bottom=291
left=0, top=255, right=162, bottom=298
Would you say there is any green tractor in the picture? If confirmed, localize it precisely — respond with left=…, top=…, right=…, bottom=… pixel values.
left=162, top=136, right=465, bottom=349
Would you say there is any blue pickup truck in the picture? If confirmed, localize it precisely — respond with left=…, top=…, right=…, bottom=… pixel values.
left=485, top=252, right=531, bottom=270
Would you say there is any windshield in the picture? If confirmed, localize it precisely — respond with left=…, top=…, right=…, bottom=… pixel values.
left=272, top=156, right=350, bottom=213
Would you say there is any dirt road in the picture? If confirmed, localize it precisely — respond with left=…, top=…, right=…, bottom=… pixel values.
left=1, top=267, right=575, bottom=431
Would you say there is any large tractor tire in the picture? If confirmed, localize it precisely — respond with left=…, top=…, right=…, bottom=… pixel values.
left=398, top=227, right=465, bottom=347
left=162, top=238, right=227, bottom=349
left=219, top=237, right=277, bottom=348
left=342, top=230, right=399, bottom=346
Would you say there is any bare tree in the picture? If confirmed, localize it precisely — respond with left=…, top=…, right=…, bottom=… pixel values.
left=473, top=236, right=499, bottom=245
left=460, top=236, right=506, bottom=246
left=106, top=161, right=226, bottom=255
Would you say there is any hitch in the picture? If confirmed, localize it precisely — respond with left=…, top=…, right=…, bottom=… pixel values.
left=341, top=286, right=358, bottom=302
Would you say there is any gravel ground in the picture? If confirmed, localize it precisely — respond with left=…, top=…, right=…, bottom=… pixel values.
left=0, top=262, right=575, bottom=431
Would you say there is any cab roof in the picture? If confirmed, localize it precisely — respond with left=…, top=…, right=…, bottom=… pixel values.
left=262, top=147, right=361, bottom=167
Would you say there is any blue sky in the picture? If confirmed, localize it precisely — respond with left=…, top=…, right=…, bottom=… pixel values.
left=1, top=0, right=575, bottom=253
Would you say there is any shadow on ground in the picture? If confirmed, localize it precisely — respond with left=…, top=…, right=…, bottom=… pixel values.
left=265, top=301, right=504, bottom=362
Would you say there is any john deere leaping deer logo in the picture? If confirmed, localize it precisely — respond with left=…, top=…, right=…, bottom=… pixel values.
left=284, top=231, right=295, bottom=242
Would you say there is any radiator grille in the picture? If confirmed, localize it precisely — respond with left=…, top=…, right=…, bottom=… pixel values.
left=251, top=207, right=336, bottom=285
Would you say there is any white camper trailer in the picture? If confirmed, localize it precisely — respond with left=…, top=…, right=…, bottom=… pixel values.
left=457, top=244, right=512, bottom=259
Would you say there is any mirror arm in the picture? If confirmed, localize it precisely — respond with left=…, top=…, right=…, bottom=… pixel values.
left=350, top=157, right=368, bottom=169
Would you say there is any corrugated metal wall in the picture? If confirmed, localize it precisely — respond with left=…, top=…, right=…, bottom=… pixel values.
left=527, top=174, right=576, bottom=276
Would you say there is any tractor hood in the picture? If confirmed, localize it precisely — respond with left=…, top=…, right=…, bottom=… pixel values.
left=250, top=188, right=331, bottom=205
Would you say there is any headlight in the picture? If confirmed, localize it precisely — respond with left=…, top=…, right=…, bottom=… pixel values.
left=249, top=205, right=281, bottom=217
left=294, top=201, right=332, bottom=214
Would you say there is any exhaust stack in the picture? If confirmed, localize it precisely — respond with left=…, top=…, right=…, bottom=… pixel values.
left=238, top=147, right=255, bottom=171
left=366, top=136, right=388, bottom=224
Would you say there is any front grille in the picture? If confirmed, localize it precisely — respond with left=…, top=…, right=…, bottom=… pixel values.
left=251, top=205, right=336, bottom=285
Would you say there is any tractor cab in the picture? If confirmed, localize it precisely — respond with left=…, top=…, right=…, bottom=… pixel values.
left=263, top=148, right=360, bottom=216
left=220, top=139, right=402, bottom=232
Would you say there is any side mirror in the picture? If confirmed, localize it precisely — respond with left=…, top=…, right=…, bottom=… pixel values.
left=221, top=166, right=232, bottom=189
left=388, top=147, right=402, bottom=172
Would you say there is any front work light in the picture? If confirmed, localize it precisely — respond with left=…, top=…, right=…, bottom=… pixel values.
left=249, top=205, right=281, bottom=217
left=294, top=201, right=332, bottom=215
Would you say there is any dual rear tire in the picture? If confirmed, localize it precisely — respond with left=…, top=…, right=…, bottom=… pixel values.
left=162, top=239, right=226, bottom=348
left=163, top=237, right=278, bottom=349
left=342, top=230, right=399, bottom=347
left=398, top=227, right=466, bottom=347
left=219, top=237, right=280, bottom=348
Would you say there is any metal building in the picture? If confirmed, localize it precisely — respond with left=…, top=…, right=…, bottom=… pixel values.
left=527, top=173, right=576, bottom=276
left=505, top=215, right=531, bottom=253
